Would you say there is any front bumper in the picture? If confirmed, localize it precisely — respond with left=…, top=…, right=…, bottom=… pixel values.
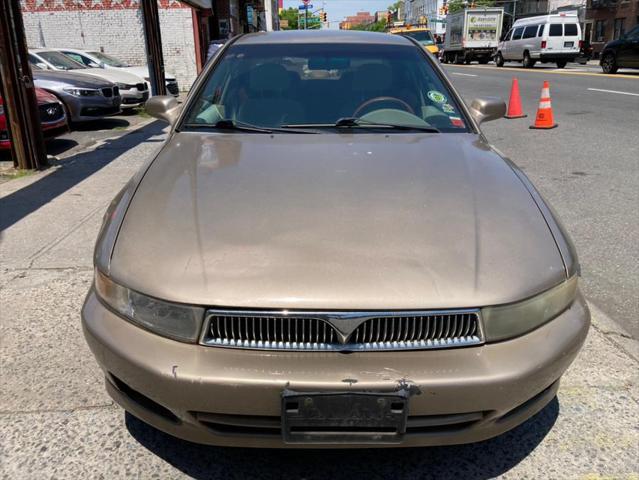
left=120, top=90, right=149, bottom=107
left=64, top=95, right=122, bottom=122
left=82, top=290, right=590, bottom=448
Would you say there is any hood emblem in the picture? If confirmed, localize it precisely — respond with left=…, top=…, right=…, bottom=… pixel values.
left=46, top=106, right=57, bottom=116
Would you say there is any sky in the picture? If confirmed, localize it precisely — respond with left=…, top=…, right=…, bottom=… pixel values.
left=282, top=0, right=393, bottom=29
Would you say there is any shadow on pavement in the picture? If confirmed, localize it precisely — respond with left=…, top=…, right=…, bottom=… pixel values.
left=0, top=120, right=165, bottom=232
left=45, top=138, right=79, bottom=156
left=126, top=397, right=560, bottom=480
left=71, top=118, right=131, bottom=131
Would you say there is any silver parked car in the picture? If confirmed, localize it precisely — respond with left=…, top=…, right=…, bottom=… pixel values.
left=32, top=67, right=121, bottom=123
left=83, top=31, right=589, bottom=448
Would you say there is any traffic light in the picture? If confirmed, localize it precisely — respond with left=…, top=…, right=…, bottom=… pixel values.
left=320, top=11, right=327, bottom=22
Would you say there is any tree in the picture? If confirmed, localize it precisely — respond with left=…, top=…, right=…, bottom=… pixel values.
left=350, top=20, right=387, bottom=32
left=447, top=0, right=495, bottom=14
left=278, top=7, right=299, bottom=30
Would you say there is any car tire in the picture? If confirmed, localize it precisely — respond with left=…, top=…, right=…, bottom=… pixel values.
left=556, top=60, right=567, bottom=68
left=523, top=52, right=535, bottom=68
left=601, top=53, right=618, bottom=74
left=495, top=52, right=504, bottom=67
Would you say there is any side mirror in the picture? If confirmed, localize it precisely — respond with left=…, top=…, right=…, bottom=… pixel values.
left=36, top=62, right=49, bottom=70
left=145, top=95, right=180, bottom=125
left=469, top=97, right=506, bottom=124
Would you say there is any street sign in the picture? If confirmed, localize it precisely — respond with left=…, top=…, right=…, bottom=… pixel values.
left=298, top=4, right=313, bottom=9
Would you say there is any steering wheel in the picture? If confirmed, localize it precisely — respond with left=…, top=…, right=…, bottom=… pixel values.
left=353, top=96, right=415, bottom=117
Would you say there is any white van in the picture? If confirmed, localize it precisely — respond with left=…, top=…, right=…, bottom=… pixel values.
left=495, top=14, right=582, bottom=68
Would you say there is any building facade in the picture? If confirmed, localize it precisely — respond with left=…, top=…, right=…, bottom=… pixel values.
left=586, top=0, right=639, bottom=56
left=20, top=0, right=278, bottom=91
left=403, top=0, right=446, bottom=34
left=339, top=11, right=375, bottom=29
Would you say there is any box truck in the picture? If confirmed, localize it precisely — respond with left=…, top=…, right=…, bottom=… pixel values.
left=442, top=8, right=504, bottom=64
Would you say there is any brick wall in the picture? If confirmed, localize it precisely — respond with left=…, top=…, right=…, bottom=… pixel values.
left=20, top=0, right=197, bottom=90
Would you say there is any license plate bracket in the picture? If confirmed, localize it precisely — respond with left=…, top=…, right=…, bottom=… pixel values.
left=564, top=41, right=574, bottom=47
left=282, top=389, right=409, bottom=444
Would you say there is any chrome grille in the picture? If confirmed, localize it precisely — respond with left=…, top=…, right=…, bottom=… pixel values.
left=204, top=313, right=339, bottom=350
left=38, top=102, right=64, bottom=123
left=201, top=310, right=483, bottom=351
left=350, top=313, right=481, bottom=349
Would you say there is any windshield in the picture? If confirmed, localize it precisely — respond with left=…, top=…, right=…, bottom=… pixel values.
left=184, top=42, right=467, bottom=133
left=400, top=31, right=435, bottom=46
left=36, top=51, right=86, bottom=70
left=88, top=51, right=130, bottom=67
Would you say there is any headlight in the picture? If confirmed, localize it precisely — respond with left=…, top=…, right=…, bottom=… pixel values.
left=63, top=87, right=100, bottom=97
left=481, top=276, right=579, bottom=342
left=116, top=83, right=132, bottom=90
left=94, top=269, right=204, bottom=342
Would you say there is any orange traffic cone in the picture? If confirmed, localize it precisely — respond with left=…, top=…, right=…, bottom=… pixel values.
left=530, top=81, right=558, bottom=129
left=505, top=78, right=526, bottom=119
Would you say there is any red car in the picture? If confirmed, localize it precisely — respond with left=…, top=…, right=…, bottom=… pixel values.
left=0, top=88, right=68, bottom=150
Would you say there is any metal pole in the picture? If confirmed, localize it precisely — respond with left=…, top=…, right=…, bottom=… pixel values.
left=305, top=5, right=308, bottom=29
left=140, top=0, right=167, bottom=96
left=0, top=0, right=47, bottom=170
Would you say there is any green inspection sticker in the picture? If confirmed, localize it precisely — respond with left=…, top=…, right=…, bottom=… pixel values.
left=427, top=90, right=447, bottom=104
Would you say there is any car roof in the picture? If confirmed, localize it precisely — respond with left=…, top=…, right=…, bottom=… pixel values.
left=234, top=30, right=414, bottom=46
left=513, top=14, right=578, bottom=26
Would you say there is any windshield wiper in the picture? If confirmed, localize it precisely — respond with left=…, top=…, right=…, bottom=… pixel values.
left=183, top=119, right=315, bottom=134
left=334, top=117, right=440, bottom=133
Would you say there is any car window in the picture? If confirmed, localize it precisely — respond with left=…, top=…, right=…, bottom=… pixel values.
left=88, top=51, right=130, bottom=67
left=501, top=29, right=512, bottom=41
left=523, top=26, right=538, bottom=39
left=35, top=51, right=86, bottom=70
left=538, top=25, right=544, bottom=37
left=564, top=24, right=578, bottom=36
left=183, top=42, right=469, bottom=133
left=62, top=52, right=98, bottom=67
left=399, top=30, right=435, bottom=46
left=625, top=26, right=639, bottom=39
left=513, top=27, right=524, bottom=40
left=549, top=24, right=563, bottom=36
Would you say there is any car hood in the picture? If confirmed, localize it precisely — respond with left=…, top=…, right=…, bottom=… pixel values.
left=70, top=68, right=144, bottom=84
left=33, top=70, right=112, bottom=88
left=110, top=132, right=566, bottom=309
left=120, top=65, right=176, bottom=82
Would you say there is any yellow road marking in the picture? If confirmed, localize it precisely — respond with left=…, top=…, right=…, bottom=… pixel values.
left=445, top=63, right=639, bottom=80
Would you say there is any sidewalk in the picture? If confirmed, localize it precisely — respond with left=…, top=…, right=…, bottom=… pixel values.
left=1, top=121, right=638, bottom=479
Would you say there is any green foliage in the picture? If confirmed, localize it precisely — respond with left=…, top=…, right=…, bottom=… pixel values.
left=279, top=7, right=322, bottom=30
left=279, top=7, right=299, bottom=30
left=447, top=0, right=495, bottom=14
left=350, top=20, right=387, bottom=32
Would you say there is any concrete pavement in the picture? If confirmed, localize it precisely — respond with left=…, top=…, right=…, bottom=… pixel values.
left=1, top=91, right=638, bottom=478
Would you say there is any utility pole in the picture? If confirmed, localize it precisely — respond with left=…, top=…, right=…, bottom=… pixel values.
left=140, top=0, right=167, bottom=96
left=0, top=0, right=48, bottom=170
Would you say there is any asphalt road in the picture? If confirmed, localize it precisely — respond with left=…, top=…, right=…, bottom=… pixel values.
left=443, top=62, right=639, bottom=338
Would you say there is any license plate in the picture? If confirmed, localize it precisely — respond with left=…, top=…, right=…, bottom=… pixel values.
left=564, top=41, right=574, bottom=47
left=282, top=390, right=409, bottom=444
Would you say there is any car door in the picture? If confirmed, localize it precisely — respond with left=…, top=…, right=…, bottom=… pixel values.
left=546, top=23, right=564, bottom=54
left=617, top=25, right=639, bottom=67
left=499, top=29, right=513, bottom=58
left=510, top=26, right=525, bottom=59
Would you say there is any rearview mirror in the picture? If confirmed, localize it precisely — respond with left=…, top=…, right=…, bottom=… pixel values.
left=145, top=95, right=180, bottom=125
left=469, top=97, right=506, bottom=124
